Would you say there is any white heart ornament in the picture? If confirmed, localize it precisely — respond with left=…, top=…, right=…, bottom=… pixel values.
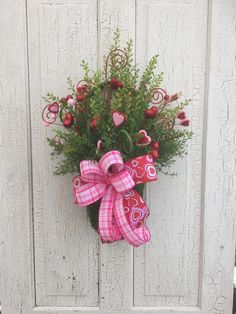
left=136, top=130, right=151, bottom=146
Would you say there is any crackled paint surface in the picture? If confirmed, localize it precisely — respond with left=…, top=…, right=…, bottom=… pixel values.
left=0, top=0, right=236, bottom=313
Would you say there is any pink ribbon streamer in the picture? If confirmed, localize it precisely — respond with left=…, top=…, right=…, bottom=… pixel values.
left=73, top=150, right=157, bottom=247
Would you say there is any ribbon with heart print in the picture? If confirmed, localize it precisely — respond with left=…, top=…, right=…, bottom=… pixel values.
left=73, top=151, right=157, bottom=247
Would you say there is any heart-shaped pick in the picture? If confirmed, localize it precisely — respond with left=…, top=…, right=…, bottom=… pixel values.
left=136, top=130, right=151, bottom=146
left=177, top=111, right=186, bottom=120
left=48, top=102, right=59, bottom=114
left=112, top=111, right=127, bottom=128
left=145, top=106, right=158, bottom=119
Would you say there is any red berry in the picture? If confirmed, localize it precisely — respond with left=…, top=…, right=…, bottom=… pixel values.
left=151, top=141, right=159, bottom=150
left=151, top=150, right=159, bottom=161
left=164, top=94, right=170, bottom=101
left=77, top=85, right=87, bottom=94
left=177, top=111, right=186, bottom=120
left=90, top=118, right=97, bottom=129
left=63, top=112, right=74, bottom=127
left=76, top=94, right=85, bottom=102
left=110, top=78, right=124, bottom=90
left=66, top=95, right=73, bottom=100
left=117, top=81, right=124, bottom=88
left=180, top=119, right=190, bottom=126
left=145, top=106, right=158, bottom=119
left=151, top=106, right=158, bottom=114
left=60, top=97, right=67, bottom=103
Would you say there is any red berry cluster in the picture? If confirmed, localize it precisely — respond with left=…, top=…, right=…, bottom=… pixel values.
left=176, top=111, right=190, bottom=126
left=57, top=84, right=89, bottom=128
left=61, top=95, right=75, bottom=128
left=110, top=78, right=124, bottom=90
left=90, top=117, right=98, bottom=130
left=150, top=141, right=159, bottom=161
left=76, top=84, right=88, bottom=102
left=63, top=112, right=74, bottom=128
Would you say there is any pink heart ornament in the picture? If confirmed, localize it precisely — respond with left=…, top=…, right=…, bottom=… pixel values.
left=67, top=98, right=75, bottom=106
left=136, top=130, right=151, bottom=146
left=48, top=102, right=59, bottom=113
left=112, top=111, right=127, bottom=127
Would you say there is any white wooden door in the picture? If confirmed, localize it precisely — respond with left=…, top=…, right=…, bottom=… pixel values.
left=1, top=0, right=236, bottom=313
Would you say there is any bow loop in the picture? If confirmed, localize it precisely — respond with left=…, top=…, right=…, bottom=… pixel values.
left=108, top=170, right=135, bottom=193
left=73, top=180, right=107, bottom=207
left=99, top=150, right=123, bottom=175
left=80, top=160, right=105, bottom=183
left=73, top=151, right=157, bottom=247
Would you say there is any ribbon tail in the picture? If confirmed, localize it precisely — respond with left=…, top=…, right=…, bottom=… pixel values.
left=113, top=192, right=151, bottom=247
left=98, top=186, right=123, bottom=243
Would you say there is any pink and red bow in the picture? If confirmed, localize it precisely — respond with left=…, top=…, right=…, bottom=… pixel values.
left=73, top=150, right=157, bottom=247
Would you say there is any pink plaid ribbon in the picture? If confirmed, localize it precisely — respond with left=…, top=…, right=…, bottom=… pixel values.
left=73, top=150, right=157, bottom=247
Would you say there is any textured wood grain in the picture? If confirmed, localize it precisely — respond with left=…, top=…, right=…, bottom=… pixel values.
left=134, top=0, right=208, bottom=307
left=27, top=0, right=99, bottom=308
left=0, top=0, right=33, bottom=313
left=1, top=0, right=236, bottom=313
left=200, top=1, right=236, bottom=313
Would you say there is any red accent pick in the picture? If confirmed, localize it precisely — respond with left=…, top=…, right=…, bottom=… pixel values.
left=151, top=141, right=159, bottom=150
left=90, top=118, right=98, bottom=129
left=177, top=111, right=186, bottom=120
left=151, top=150, right=159, bottom=160
left=76, top=94, right=85, bottom=102
left=145, top=106, right=158, bottom=119
left=110, top=78, right=124, bottom=90
left=77, top=85, right=88, bottom=94
left=180, top=119, right=190, bottom=126
left=63, top=112, right=74, bottom=127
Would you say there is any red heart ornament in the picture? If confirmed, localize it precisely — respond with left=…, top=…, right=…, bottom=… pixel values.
left=136, top=130, right=151, bottom=146
left=177, top=111, right=186, bottom=120
left=48, top=102, right=59, bottom=114
left=151, top=106, right=158, bottom=113
left=112, top=111, right=127, bottom=127
left=145, top=106, right=158, bottom=119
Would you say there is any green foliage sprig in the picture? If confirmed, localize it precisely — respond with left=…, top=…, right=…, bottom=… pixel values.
left=42, top=30, right=192, bottom=176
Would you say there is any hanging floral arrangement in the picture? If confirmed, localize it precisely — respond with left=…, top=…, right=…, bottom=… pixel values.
left=41, top=30, right=192, bottom=247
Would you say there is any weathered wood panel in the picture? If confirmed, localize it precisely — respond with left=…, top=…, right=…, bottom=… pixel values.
left=134, top=0, right=208, bottom=307
left=27, top=0, right=99, bottom=307
left=200, top=0, right=236, bottom=312
left=1, top=0, right=236, bottom=313
left=0, top=0, right=33, bottom=313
